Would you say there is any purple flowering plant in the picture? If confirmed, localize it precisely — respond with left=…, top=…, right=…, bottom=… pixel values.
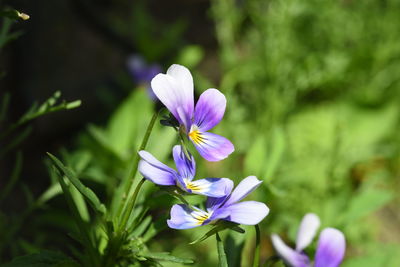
left=132, top=63, right=272, bottom=265
left=46, top=63, right=346, bottom=266
left=271, top=213, right=346, bottom=267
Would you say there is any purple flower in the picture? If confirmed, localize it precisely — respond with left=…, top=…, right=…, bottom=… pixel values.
left=126, top=55, right=162, bottom=100
left=167, top=176, right=269, bottom=229
left=138, top=145, right=233, bottom=197
left=271, top=213, right=346, bottom=267
left=151, top=64, right=234, bottom=161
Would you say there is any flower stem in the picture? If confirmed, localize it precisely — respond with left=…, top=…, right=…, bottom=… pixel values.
left=216, top=232, right=228, bottom=267
left=253, top=224, right=261, bottom=267
left=119, top=178, right=146, bottom=231
left=116, top=110, right=159, bottom=220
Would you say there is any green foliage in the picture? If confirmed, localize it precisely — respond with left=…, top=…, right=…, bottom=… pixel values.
left=1, top=251, right=78, bottom=267
left=211, top=0, right=400, bottom=264
left=47, top=153, right=107, bottom=215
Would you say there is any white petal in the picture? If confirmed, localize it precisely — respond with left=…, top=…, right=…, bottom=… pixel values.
left=296, top=213, right=321, bottom=251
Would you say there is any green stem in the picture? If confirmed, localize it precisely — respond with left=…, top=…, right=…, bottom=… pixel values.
left=178, top=127, right=191, bottom=160
left=253, top=224, right=261, bottom=267
left=116, top=110, right=159, bottom=219
left=216, top=232, right=228, bottom=267
left=119, top=178, right=146, bottom=231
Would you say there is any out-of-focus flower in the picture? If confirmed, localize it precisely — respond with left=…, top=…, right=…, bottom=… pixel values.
left=271, top=213, right=346, bottom=267
left=151, top=64, right=234, bottom=161
left=138, top=145, right=233, bottom=197
left=126, top=55, right=162, bottom=100
left=167, top=176, right=269, bottom=229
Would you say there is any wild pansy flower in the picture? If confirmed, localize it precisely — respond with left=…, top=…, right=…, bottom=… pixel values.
left=138, top=145, right=233, bottom=197
left=271, top=213, right=346, bottom=267
left=167, top=176, right=269, bottom=229
left=127, top=55, right=162, bottom=100
left=151, top=64, right=234, bottom=161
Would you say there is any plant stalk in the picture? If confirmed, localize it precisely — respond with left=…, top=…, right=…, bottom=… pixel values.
left=253, top=224, right=261, bottom=267
left=216, top=232, right=228, bottom=267
left=116, top=110, right=159, bottom=219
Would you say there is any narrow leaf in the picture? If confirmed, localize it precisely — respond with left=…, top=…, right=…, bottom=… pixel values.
left=47, top=152, right=106, bottom=215
left=138, top=252, right=194, bottom=264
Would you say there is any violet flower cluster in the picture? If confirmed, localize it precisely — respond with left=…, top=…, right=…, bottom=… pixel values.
left=138, top=64, right=269, bottom=229
left=136, top=64, right=346, bottom=266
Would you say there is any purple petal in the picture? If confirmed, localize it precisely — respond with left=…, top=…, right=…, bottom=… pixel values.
left=126, top=55, right=161, bottom=84
left=138, top=150, right=177, bottom=186
left=151, top=64, right=194, bottom=128
left=271, top=234, right=311, bottom=267
left=206, top=181, right=234, bottom=212
left=187, top=178, right=233, bottom=197
left=194, top=89, right=226, bottom=132
left=218, top=201, right=269, bottom=225
left=296, top=213, right=321, bottom=251
left=172, top=145, right=196, bottom=181
left=315, top=228, right=346, bottom=267
left=189, top=131, right=234, bottom=162
left=224, top=176, right=263, bottom=207
left=167, top=204, right=210, bottom=229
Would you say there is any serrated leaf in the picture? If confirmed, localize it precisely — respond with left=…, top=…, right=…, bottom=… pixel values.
left=47, top=153, right=106, bottom=215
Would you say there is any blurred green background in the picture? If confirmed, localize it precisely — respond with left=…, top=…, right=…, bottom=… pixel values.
left=1, top=0, right=400, bottom=266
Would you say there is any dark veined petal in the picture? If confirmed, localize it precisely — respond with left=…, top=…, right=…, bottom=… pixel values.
left=206, top=181, right=234, bottom=212
left=187, top=178, right=233, bottom=197
left=167, top=204, right=211, bottom=229
left=138, top=150, right=177, bottom=185
left=314, top=228, right=346, bottom=267
left=223, top=176, right=263, bottom=207
left=194, top=89, right=226, bottom=132
left=172, top=145, right=196, bottom=181
left=271, top=234, right=311, bottom=267
left=296, top=213, right=321, bottom=251
left=151, top=64, right=194, bottom=129
left=189, top=131, right=234, bottom=162
left=218, top=201, right=269, bottom=225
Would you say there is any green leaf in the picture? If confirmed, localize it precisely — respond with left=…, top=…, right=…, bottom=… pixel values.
left=1, top=250, right=79, bottom=267
left=343, top=188, right=393, bottom=223
left=107, top=89, right=152, bottom=157
left=47, top=153, right=106, bottom=215
left=137, top=252, right=194, bottom=264
left=129, top=215, right=152, bottom=238
left=0, top=151, right=22, bottom=204
left=216, top=233, right=228, bottom=267
left=244, top=135, right=267, bottom=177
left=264, top=127, right=285, bottom=180
left=190, top=222, right=244, bottom=245
left=176, top=45, right=204, bottom=68
left=0, top=8, right=29, bottom=21
left=142, top=215, right=169, bottom=243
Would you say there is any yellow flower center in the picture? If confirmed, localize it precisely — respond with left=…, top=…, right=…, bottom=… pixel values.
left=186, top=182, right=201, bottom=191
left=192, top=211, right=211, bottom=225
left=189, top=130, right=204, bottom=144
